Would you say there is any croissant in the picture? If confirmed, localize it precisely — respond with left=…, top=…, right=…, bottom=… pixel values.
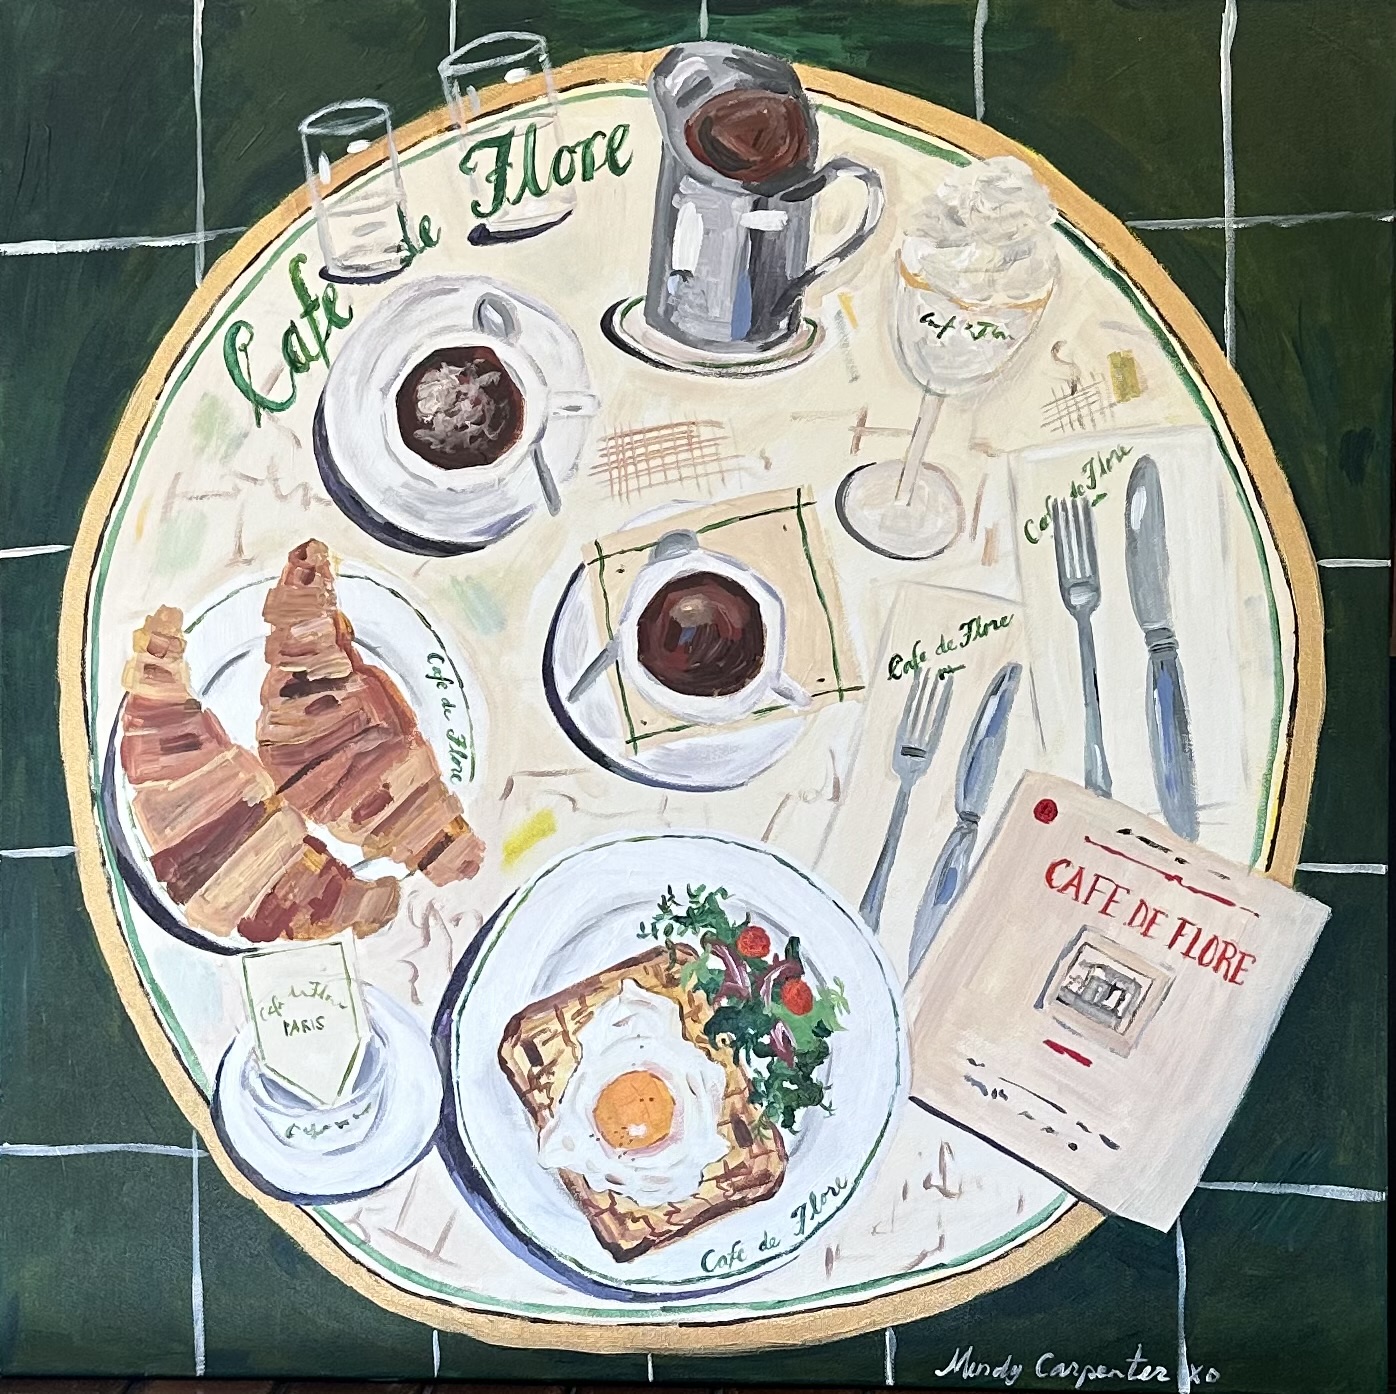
left=256, top=540, right=484, bottom=885
left=120, top=607, right=401, bottom=941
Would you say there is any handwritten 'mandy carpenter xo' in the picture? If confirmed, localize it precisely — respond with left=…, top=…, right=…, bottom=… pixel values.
left=907, top=772, right=1329, bottom=1230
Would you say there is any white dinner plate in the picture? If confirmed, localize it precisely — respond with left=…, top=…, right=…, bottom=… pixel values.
left=103, top=567, right=483, bottom=954
left=436, top=830, right=906, bottom=1299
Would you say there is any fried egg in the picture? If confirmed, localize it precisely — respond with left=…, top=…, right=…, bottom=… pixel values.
left=537, top=979, right=730, bottom=1205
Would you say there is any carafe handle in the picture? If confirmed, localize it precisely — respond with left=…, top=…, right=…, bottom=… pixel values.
left=775, top=156, right=885, bottom=317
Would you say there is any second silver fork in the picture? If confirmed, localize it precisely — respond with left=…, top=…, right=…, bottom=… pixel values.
left=1051, top=494, right=1112, bottom=797
left=859, top=664, right=955, bottom=932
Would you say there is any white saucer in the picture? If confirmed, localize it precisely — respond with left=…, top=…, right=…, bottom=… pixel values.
left=543, top=564, right=804, bottom=792
left=214, top=987, right=440, bottom=1203
left=602, top=297, right=825, bottom=378
left=319, top=275, right=594, bottom=552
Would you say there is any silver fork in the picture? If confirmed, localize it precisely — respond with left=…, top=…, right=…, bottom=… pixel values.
left=1051, top=494, right=1112, bottom=797
left=859, top=665, right=955, bottom=932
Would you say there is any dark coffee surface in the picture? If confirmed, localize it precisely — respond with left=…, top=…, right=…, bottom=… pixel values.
left=636, top=570, right=766, bottom=698
left=682, top=88, right=812, bottom=185
left=396, top=344, right=524, bottom=470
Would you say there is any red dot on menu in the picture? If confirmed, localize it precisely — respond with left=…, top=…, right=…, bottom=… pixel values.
left=1033, top=798, right=1059, bottom=824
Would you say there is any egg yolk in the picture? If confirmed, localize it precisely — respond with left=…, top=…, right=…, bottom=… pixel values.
left=593, top=1069, right=676, bottom=1150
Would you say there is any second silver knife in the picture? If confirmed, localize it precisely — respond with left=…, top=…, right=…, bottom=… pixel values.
left=1124, top=455, right=1199, bottom=840
left=906, top=661, right=1022, bottom=976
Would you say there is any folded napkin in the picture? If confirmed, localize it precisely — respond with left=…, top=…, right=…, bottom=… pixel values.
left=1008, top=426, right=1254, bottom=860
left=582, top=487, right=863, bottom=751
left=815, top=581, right=1039, bottom=979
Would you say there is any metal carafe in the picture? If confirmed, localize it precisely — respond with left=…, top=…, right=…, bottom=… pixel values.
left=644, top=43, right=885, bottom=357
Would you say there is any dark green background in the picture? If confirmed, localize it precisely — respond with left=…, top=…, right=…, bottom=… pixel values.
left=0, top=0, right=1389, bottom=1387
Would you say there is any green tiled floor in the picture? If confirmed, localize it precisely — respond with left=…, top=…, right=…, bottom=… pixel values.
left=1234, top=220, right=1395, bottom=562
left=0, top=1150, right=196, bottom=1375
left=0, top=3, right=200, bottom=242
left=0, top=856, right=190, bottom=1146
left=653, top=1330, right=884, bottom=1387
left=0, top=0, right=1389, bottom=1384
left=1203, top=871, right=1388, bottom=1189
left=984, top=0, right=1224, bottom=222
left=0, top=249, right=199, bottom=551
left=197, top=1165, right=437, bottom=1378
left=1230, top=1, right=1396, bottom=218
left=0, top=550, right=72, bottom=849
left=1299, top=569, right=1390, bottom=866
left=1180, top=1189, right=1387, bottom=1394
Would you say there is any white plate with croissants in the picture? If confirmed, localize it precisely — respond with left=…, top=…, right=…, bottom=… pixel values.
left=102, top=538, right=487, bottom=953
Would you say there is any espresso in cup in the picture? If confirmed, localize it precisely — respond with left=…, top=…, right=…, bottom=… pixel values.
left=682, top=88, right=812, bottom=186
left=636, top=570, right=766, bottom=698
left=396, top=345, right=525, bottom=470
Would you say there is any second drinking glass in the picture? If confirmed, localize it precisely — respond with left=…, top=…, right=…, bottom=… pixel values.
left=439, top=31, right=575, bottom=243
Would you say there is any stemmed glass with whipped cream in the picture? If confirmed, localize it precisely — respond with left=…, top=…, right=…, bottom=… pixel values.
left=837, top=155, right=1059, bottom=560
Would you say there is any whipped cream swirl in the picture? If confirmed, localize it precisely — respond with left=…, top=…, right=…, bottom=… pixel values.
left=902, top=155, right=1059, bottom=307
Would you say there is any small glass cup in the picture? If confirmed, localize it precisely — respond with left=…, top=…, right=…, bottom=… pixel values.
left=243, top=1026, right=388, bottom=1153
left=439, top=31, right=575, bottom=243
left=300, top=99, right=410, bottom=282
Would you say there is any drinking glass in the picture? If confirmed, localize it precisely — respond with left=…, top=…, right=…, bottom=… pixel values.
left=439, top=32, right=575, bottom=243
left=300, top=99, right=410, bottom=282
left=837, top=159, right=1058, bottom=560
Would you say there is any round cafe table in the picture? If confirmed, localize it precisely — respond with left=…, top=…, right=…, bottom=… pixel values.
left=59, top=50, right=1321, bottom=1352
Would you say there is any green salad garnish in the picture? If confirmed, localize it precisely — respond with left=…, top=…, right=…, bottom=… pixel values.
left=640, top=884, right=848, bottom=1131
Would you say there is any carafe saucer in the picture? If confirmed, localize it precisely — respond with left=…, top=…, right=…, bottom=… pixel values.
left=601, top=296, right=824, bottom=378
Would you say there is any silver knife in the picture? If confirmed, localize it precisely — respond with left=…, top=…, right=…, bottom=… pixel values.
left=906, top=661, right=1022, bottom=976
left=1124, top=455, right=1199, bottom=840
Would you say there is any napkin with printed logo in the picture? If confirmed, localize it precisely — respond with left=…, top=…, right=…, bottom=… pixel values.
left=814, top=582, right=1039, bottom=976
left=907, top=772, right=1329, bottom=1230
left=581, top=487, right=863, bottom=751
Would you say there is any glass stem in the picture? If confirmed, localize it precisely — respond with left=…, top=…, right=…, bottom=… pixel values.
left=893, top=389, right=945, bottom=506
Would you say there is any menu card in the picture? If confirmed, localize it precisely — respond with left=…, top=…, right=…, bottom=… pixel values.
left=908, top=772, right=1329, bottom=1230
left=241, top=934, right=370, bottom=1107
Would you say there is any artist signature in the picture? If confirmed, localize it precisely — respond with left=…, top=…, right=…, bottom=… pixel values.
left=934, top=1345, right=1219, bottom=1389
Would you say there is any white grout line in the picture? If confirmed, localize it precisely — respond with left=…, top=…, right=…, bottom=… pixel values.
left=1219, top=0, right=1238, bottom=364
left=448, top=0, right=457, bottom=54
left=1174, top=1220, right=1190, bottom=1394
left=1199, top=1181, right=1386, bottom=1201
left=973, top=0, right=989, bottom=122
left=646, top=1352, right=655, bottom=1382
left=0, top=1142, right=205, bottom=1157
left=0, top=846, right=76, bottom=859
left=0, top=229, right=244, bottom=256
left=432, top=1329, right=442, bottom=1376
left=192, top=1130, right=206, bottom=1375
left=193, top=0, right=207, bottom=286
left=1296, top=862, right=1387, bottom=875
left=884, top=1326, right=897, bottom=1385
left=1318, top=557, right=1392, bottom=568
left=1129, top=209, right=1396, bottom=230
left=0, top=544, right=71, bottom=559
left=699, top=0, right=709, bottom=39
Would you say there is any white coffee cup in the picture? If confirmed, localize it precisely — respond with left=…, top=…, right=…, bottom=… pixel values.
left=616, top=539, right=811, bottom=725
left=380, top=330, right=597, bottom=493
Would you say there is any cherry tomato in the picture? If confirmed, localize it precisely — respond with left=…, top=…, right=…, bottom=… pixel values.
left=736, top=926, right=771, bottom=959
left=780, top=979, right=814, bottom=1016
